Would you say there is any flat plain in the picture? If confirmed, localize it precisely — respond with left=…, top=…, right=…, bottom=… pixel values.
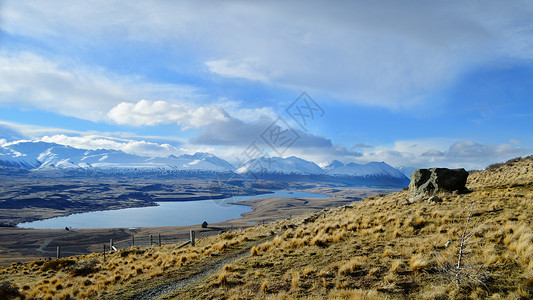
left=0, top=174, right=388, bottom=266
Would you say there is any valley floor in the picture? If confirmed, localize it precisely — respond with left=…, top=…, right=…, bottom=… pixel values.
left=0, top=185, right=383, bottom=266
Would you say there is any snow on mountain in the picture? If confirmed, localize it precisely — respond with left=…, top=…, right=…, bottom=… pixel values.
left=319, top=160, right=344, bottom=171
left=145, top=153, right=234, bottom=172
left=180, top=152, right=235, bottom=171
left=236, top=156, right=324, bottom=175
left=397, top=166, right=418, bottom=178
left=0, top=141, right=234, bottom=172
left=324, top=161, right=407, bottom=179
left=236, top=156, right=409, bottom=186
left=237, top=156, right=407, bottom=179
left=0, top=140, right=409, bottom=187
left=0, top=142, right=42, bottom=169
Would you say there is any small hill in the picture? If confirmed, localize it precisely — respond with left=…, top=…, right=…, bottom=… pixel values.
left=468, top=155, right=533, bottom=190
left=2, top=156, right=533, bottom=299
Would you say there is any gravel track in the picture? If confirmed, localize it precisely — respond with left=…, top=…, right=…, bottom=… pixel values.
left=126, top=236, right=272, bottom=300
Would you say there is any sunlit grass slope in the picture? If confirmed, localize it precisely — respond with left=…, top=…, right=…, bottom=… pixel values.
left=1, top=156, right=533, bottom=299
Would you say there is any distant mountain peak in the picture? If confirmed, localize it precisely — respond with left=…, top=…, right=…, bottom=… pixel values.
left=0, top=140, right=409, bottom=187
left=320, top=160, right=345, bottom=170
left=0, top=141, right=235, bottom=173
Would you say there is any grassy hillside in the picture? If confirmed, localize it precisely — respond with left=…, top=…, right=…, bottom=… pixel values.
left=2, top=156, right=533, bottom=299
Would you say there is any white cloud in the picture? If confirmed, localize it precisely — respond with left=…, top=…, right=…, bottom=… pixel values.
left=4, top=1, right=533, bottom=109
left=107, top=99, right=282, bottom=131
left=205, top=58, right=272, bottom=82
left=3, top=117, right=530, bottom=170
left=188, top=114, right=362, bottom=163
left=0, top=120, right=190, bottom=158
left=0, top=120, right=80, bottom=140
left=107, top=100, right=229, bottom=128
left=353, top=139, right=532, bottom=170
left=40, top=134, right=182, bottom=158
left=218, top=100, right=278, bottom=123
left=0, top=52, right=199, bottom=121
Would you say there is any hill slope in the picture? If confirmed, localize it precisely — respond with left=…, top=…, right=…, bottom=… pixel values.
left=2, top=156, right=533, bottom=299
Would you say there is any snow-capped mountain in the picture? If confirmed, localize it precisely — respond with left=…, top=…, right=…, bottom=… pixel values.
left=0, top=142, right=42, bottom=169
left=397, top=166, right=417, bottom=178
left=236, top=156, right=324, bottom=175
left=0, top=141, right=410, bottom=187
left=323, top=160, right=406, bottom=179
left=236, top=156, right=409, bottom=187
left=320, top=160, right=344, bottom=171
left=0, top=141, right=235, bottom=172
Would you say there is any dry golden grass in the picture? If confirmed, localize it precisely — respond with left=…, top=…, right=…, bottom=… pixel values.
left=468, top=155, right=533, bottom=189
left=408, top=254, right=428, bottom=272
left=2, top=156, right=533, bottom=298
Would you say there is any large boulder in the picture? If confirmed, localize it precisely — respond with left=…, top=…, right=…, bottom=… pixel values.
left=409, top=168, right=468, bottom=202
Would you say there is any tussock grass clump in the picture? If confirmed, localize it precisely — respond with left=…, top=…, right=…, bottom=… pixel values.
left=409, top=254, right=429, bottom=272
left=328, top=288, right=388, bottom=299
left=41, top=258, right=76, bottom=272
left=338, top=257, right=367, bottom=276
left=67, top=260, right=99, bottom=276
left=389, top=259, right=403, bottom=274
left=0, top=281, right=21, bottom=299
left=119, top=247, right=145, bottom=257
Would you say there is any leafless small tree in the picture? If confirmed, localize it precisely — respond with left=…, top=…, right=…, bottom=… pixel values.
left=436, top=200, right=489, bottom=287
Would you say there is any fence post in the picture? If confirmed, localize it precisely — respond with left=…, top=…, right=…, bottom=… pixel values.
left=103, top=244, right=106, bottom=262
left=158, top=234, right=161, bottom=246
left=190, top=230, right=195, bottom=247
left=110, top=239, right=113, bottom=251
left=132, top=235, right=135, bottom=247
left=150, top=235, right=153, bottom=246
left=56, top=246, right=60, bottom=259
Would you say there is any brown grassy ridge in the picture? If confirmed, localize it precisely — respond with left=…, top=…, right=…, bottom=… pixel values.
left=468, top=155, right=533, bottom=190
left=0, top=227, right=278, bottom=299
left=1, top=156, right=533, bottom=299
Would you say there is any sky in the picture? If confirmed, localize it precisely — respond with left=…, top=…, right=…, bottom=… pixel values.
left=1, top=0, right=533, bottom=170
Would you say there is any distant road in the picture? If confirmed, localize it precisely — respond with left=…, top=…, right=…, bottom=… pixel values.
left=36, top=237, right=53, bottom=253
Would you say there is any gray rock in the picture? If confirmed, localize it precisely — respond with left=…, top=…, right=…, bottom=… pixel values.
left=409, top=168, right=468, bottom=202
left=427, top=195, right=442, bottom=204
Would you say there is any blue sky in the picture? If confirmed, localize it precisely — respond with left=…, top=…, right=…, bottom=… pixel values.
left=1, top=1, right=533, bottom=169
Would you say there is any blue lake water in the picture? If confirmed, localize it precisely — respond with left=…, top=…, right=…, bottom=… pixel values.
left=17, top=190, right=327, bottom=229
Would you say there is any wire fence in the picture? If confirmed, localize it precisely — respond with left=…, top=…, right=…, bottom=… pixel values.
left=37, top=225, right=252, bottom=259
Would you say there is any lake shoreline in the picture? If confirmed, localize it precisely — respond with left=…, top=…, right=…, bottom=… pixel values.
left=7, top=190, right=273, bottom=228
left=16, top=190, right=324, bottom=229
left=0, top=186, right=392, bottom=265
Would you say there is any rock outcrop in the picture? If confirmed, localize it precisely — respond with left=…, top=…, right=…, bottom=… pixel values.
left=409, top=168, right=468, bottom=202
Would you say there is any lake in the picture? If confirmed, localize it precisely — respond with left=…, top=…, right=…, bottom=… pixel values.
left=17, top=190, right=327, bottom=229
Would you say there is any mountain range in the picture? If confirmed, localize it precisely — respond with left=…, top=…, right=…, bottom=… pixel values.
left=0, top=141, right=410, bottom=187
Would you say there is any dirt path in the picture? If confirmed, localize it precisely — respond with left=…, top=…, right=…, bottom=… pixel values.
left=127, top=237, right=272, bottom=300
left=36, top=237, right=53, bottom=253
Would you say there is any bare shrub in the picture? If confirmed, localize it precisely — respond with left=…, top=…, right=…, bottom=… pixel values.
left=436, top=201, right=488, bottom=287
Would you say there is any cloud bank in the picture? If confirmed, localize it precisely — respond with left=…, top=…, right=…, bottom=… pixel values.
left=4, top=1, right=533, bottom=109
left=0, top=52, right=199, bottom=122
left=355, top=139, right=532, bottom=170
